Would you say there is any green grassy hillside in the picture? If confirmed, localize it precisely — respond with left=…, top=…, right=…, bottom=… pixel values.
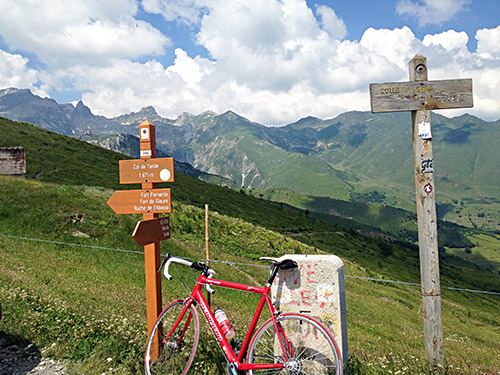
left=0, top=119, right=125, bottom=188
left=1, top=117, right=499, bottom=374
left=252, top=187, right=500, bottom=273
left=175, top=110, right=500, bottom=231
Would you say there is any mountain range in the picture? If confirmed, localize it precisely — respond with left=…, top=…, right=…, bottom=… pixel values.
left=1, top=87, right=499, bottom=231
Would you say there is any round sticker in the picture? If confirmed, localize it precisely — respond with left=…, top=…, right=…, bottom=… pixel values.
left=160, top=168, right=171, bottom=181
left=424, top=183, right=433, bottom=194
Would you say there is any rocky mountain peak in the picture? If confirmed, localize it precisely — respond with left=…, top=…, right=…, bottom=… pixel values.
left=138, top=106, right=158, bottom=116
left=174, top=112, right=194, bottom=125
left=72, top=100, right=93, bottom=116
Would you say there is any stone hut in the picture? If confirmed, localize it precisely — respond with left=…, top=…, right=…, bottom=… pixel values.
left=0, top=147, right=26, bottom=177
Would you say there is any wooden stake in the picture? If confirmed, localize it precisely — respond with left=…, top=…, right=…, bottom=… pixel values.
left=205, top=204, right=211, bottom=307
left=409, top=55, right=444, bottom=372
left=369, top=54, right=473, bottom=372
left=139, top=121, right=163, bottom=360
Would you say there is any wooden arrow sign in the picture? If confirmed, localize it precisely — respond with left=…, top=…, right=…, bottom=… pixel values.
left=133, top=217, right=171, bottom=247
left=119, top=157, right=174, bottom=184
left=107, top=189, right=171, bottom=215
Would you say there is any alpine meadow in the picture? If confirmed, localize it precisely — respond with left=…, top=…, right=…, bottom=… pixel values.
left=1, top=112, right=499, bottom=374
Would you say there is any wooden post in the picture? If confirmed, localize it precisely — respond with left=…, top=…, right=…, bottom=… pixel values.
left=205, top=204, right=211, bottom=307
left=139, top=121, right=163, bottom=358
left=369, top=54, right=473, bottom=373
left=107, top=121, right=175, bottom=361
left=409, top=55, right=444, bottom=372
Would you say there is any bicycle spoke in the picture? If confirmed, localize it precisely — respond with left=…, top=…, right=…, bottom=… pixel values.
left=246, top=314, right=341, bottom=375
left=145, top=300, right=199, bottom=375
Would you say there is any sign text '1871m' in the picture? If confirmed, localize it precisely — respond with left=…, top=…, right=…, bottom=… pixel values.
left=119, top=158, right=174, bottom=184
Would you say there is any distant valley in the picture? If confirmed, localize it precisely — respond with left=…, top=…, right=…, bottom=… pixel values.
left=1, top=87, right=499, bottom=232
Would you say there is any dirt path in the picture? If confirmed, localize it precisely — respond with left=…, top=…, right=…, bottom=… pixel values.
left=0, top=336, right=67, bottom=375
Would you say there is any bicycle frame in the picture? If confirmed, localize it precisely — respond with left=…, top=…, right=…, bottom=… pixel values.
left=165, top=272, right=289, bottom=372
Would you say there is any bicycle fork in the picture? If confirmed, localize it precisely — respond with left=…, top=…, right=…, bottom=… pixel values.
left=164, top=299, right=194, bottom=348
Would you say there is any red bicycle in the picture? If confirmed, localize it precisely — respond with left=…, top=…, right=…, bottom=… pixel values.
left=144, top=254, right=342, bottom=374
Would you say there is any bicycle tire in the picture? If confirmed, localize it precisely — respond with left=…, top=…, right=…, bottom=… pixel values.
left=246, top=313, right=342, bottom=374
left=145, top=299, right=199, bottom=375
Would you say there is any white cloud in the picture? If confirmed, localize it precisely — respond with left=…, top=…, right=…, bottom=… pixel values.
left=423, top=30, right=469, bottom=52
left=396, top=0, right=470, bottom=26
left=315, top=5, right=347, bottom=40
left=360, top=27, right=420, bottom=72
left=167, top=49, right=213, bottom=89
left=0, top=50, right=46, bottom=96
left=476, top=26, right=500, bottom=59
left=0, top=0, right=499, bottom=124
left=141, top=0, right=207, bottom=25
left=70, top=58, right=214, bottom=118
left=0, top=0, right=169, bottom=68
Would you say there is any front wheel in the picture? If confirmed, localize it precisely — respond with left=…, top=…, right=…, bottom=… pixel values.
left=246, top=313, right=342, bottom=374
left=145, top=299, right=199, bottom=375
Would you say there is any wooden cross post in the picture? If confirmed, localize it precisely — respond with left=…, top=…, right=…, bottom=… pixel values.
left=370, top=54, right=473, bottom=372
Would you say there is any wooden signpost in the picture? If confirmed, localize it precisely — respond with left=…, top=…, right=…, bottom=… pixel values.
left=107, top=120, right=174, bottom=358
left=370, top=54, right=473, bottom=372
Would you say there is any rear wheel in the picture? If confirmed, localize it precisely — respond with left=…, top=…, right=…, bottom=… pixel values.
left=246, top=313, right=341, bottom=374
left=145, top=299, right=199, bottom=375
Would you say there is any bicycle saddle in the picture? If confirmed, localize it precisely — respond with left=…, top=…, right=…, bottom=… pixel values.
left=278, top=259, right=298, bottom=270
left=260, top=257, right=298, bottom=270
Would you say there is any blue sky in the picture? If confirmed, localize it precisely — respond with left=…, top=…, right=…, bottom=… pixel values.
left=0, top=0, right=499, bottom=125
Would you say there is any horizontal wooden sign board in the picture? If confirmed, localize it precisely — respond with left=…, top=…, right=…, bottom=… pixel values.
left=119, top=157, right=174, bottom=184
left=107, top=188, right=171, bottom=215
left=370, top=78, right=473, bottom=113
left=132, top=217, right=171, bottom=247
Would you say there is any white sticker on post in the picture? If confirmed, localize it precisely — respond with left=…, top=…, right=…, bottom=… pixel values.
left=159, top=168, right=171, bottom=181
left=140, top=150, right=152, bottom=157
left=141, top=128, right=150, bottom=140
left=418, top=121, right=432, bottom=139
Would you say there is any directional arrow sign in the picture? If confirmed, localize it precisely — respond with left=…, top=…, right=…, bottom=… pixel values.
left=133, top=217, right=171, bottom=247
left=107, top=189, right=171, bottom=215
left=119, top=157, right=174, bottom=184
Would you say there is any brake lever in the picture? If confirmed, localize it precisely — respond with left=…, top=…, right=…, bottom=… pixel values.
left=205, top=271, right=216, bottom=295
left=157, top=253, right=171, bottom=273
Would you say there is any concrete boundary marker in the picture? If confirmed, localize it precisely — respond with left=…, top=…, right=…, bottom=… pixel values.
left=271, top=254, right=348, bottom=371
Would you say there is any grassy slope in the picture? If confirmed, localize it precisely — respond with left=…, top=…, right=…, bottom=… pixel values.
left=285, top=112, right=500, bottom=231
left=253, top=187, right=500, bottom=273
left=189, top=114, right=353, bottom=198
left=1, top=117, right=499, bottom=374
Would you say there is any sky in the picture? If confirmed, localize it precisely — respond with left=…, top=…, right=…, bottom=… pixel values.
left=0, top=0, right=499, bottom=125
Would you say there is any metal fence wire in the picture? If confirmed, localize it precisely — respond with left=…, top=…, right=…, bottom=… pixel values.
left=1, top=233, right=499, bottom=296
